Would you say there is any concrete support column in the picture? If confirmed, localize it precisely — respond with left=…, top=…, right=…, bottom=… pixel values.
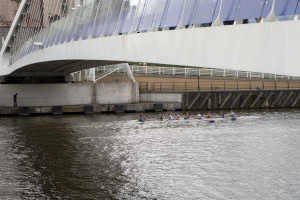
left=85, top=68, right=95, bottom=82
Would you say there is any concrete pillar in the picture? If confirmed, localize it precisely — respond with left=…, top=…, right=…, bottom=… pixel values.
left=208, top=98, right=212, bottom=110
left=85, top=68, right=96, bottom=82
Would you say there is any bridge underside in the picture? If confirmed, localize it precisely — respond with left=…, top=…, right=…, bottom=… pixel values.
left=11, top=60, right=120, bottom=75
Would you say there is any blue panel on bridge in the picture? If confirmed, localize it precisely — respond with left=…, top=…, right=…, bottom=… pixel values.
left=162, top=0, right=184, bottom=28
left=115, top=1, right=131, bottom=35
left=132, top=0, right=147, bottom=32
left=275, top=0, right=299, bottom=16
left=220, top=0, right=239, bottom=21
left=154, top=0, right=169, bottom=29
left=54, top=18, right=66, bottom=46
left=45, top=22, right=61, bottom=48
left=104, top=0, right=123, bottom=36
left=261, top=0, right=272, bottom=18
left=101, top=0, right=117, bottom=36
left=212, top=0, right=221, bottom=21
left=192, top=0, right=218, bottom=25
left=296, top=0, right=300, bottom=14
left=73, top=5, right=93, bottom=41
left=181, top=0, right=198, bottom=26
left=65, top=9, right=81, bottom=42
left=59, top=15, right=72, bottom=44
left=92, top=1, right=111, bottom=38
left=262, top=0, right=299, bottom=18
left=121, top=4, right=137, bottom=33
left=139, top=0, right=160, bottom=31
left=234, top=0, right=265, bottom=20
left=82, top=1, right=101, bottom=40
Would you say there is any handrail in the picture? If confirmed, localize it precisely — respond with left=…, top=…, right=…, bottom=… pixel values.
left=96, top=65, right=300, bottom=81
left=139, top=80, right=300, bottom=93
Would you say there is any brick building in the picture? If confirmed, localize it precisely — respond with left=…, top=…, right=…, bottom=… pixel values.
left=0, top=0, right=20, bottom=49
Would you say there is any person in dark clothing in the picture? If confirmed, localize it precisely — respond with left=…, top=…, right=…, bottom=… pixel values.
left=13, top=93, right=18, bottom=107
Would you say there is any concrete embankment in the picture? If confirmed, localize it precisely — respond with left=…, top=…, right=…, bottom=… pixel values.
left=0, top=83, right=299, bottom=116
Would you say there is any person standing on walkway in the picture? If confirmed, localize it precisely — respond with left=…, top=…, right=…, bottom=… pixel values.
left=13, top=93, right=18, bottom=107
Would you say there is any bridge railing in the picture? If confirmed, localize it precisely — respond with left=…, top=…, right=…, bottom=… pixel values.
left=8, top=0, right=300, bottom=65
left=96, top=65, right=300, bottom=81
left=139, top=80, right=300, bottom=93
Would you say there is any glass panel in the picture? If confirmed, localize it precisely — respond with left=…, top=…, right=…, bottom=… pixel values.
left=220, top=0, right=239, bottom=21
left=60, top=14, right=72, bottom=44
left=115, top=0, right=131, bottom=34
left=50, top=18, right=65, bottom=46
left=105, top=0, right=124, bottom=36
left=55, top=17, right=67, bottom=45
left=182, top=0, right=198, bottom=26
left=92, top=0, right=111, bottom=38
left=235, top=0, right=265, bottom=20
left=139, top=0, right=160, bottom=31
left=155, top=0, right=169, bottom=28
left=192, top=0, right=218, bottom=25
left=212, top=0, right=221, bottom=21
left=45, top=20, right=61, bottom=48
left=73, top=4, right=92, bottom=41
left=133, top=0, right=147, bottom=31
left=261, top=0, right=272, bottom=18
left=275, top=0, right=298, bottom=16
left=66, top=8, right=82, bottom=42
left=296, top=0, right=300, bottom=14
left=162, top=0, right=184, bottom=28
left=82, top=0, right=101, bottom=40
left=121, top=2, right=138, bottom=33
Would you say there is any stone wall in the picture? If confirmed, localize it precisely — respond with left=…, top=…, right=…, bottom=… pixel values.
left=0, top=82, right=139, bottom=107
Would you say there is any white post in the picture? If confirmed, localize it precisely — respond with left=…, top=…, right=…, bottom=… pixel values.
left=263, top=0, right=278, bottom=22
left=212, top=0, right=224, bottom=26
left=125, top=63, right=136, bottom=82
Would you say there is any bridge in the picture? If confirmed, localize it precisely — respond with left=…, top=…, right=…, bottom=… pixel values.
left=0, top=0, right=299, bottom=112
left=1, top=0, right=300, bottom=81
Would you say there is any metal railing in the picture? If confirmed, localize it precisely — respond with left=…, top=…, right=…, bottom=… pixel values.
left=96, top=65, right=300, bottom=81
left=139, top=80, right=300, bottom=93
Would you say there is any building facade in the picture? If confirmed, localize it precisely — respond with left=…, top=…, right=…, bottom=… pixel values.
left=0, top=0, right=19, bottom=49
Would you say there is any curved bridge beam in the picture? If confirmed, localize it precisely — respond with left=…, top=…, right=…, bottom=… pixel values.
left=2, top=20, right=300, bottom=77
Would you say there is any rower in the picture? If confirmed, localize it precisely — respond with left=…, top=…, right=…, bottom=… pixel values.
left=206, top=113, right=212, bottom=119
left=230, top=110, right=235, bottom=117
left=184, top=112, right=191, bottom=120
left=139, top=115, right=145, bottom=122
left=196, top=112, right=202, bottom=119
left=174, top=113, right=180, bottom=120
left=168, top=113, right=173, bottom=120
left=158, top=114, right=163, bottom=121
left=219, top=112, right=225, bottom=118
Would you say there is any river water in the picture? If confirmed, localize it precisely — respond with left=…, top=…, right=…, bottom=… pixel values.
left=0, top=110, right=300, bottom=200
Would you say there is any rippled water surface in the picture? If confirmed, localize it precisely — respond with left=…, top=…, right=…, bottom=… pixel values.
left=0, top=110, right=300, bottom=199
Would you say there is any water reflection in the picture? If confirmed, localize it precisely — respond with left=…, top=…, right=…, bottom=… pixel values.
left=0, top=110, right=299, bottom=199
